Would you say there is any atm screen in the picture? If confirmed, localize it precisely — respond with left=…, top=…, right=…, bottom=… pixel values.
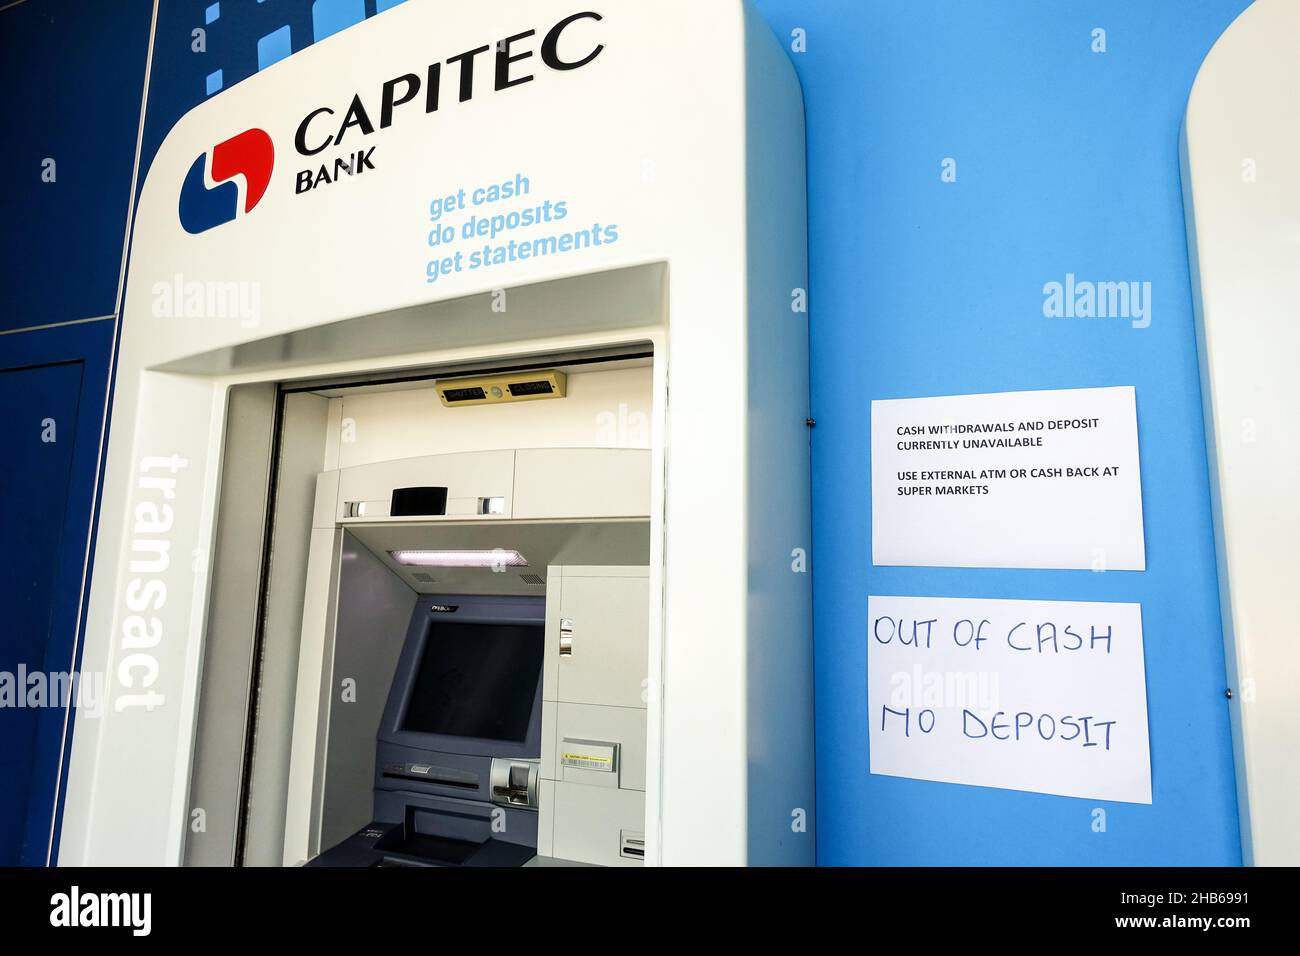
left=401, top=622, right=544, bottom=742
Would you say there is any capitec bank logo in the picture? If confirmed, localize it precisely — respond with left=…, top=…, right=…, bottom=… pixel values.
left=178, top=128, right=274, bottom=234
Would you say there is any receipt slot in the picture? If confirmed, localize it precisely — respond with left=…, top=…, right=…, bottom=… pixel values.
left=59, top=1, right=813, bottom=867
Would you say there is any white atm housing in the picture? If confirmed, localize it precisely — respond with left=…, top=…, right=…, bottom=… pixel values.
left=1182, top=0, right=1300, bottom=867
left=59, top=0, right=814, bottom=866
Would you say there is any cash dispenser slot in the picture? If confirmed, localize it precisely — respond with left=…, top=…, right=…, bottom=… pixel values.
left=373, top=808, right=485, bottom=866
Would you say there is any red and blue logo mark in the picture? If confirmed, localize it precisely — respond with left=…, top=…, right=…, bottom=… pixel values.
left=179, top=129, right=275, bottom=234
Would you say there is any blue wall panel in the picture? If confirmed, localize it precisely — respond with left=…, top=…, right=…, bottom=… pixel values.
left=0, top=0, right=151, bottom=865
left=0, top=0, right=153, bottom=330
left=751, top=0, right=1248, bottom=864
left=0, top=319, right=115, bottom=866
left=0, top=361, right=81, bottom=864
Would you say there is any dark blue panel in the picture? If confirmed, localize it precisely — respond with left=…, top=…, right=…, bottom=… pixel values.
left=750, top=0, right=1246, bottom=864
left=0, top=319, right=114, bottom=866
left=0, top=362, right=81, bottom=865
left=0, top=0, right=153, bottom=330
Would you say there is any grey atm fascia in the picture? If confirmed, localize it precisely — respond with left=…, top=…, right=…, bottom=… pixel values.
left=311, top=593, right=547, bottom=866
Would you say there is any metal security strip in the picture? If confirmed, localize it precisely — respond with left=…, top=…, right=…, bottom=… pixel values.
left=280, top=344, right=653, bottom=396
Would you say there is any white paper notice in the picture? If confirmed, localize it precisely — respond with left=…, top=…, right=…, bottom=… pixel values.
left=867, top=595, right=1151, bottom=803
left=871, top=386, right=1145, bottom=570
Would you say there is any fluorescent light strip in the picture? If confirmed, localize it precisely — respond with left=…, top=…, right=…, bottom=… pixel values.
left=389, top=549, right=528, bottom=568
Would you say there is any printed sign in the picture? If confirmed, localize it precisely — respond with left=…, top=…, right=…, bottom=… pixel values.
left=871, top=386, right=1145, bottom=570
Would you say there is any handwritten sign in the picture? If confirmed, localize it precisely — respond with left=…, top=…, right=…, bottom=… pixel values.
left=867, top=595, right=1151, bottom=804
left=871, top=386, right=1145, bottom=570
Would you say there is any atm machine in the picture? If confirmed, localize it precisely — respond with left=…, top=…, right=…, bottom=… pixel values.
left=308, top=594, right=548, bottom=867
left=307, top=562, right=652, bottom=868
left=57, top=1, right=815, bottom=868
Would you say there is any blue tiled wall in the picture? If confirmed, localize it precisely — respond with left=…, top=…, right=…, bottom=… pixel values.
left=0, top=0, right=154, bottom=866
left=0, top=0, right=154, bottom=329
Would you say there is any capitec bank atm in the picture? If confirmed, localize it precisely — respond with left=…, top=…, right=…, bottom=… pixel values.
left=58, top=1, right=814, bottom=867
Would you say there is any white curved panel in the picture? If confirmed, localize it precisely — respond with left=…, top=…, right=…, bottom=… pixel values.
left=1182, top=0, right=1300, bottom=867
